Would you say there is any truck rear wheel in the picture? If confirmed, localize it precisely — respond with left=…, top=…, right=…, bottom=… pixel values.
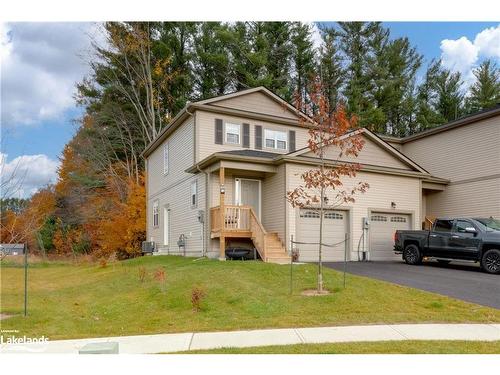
left=481, top=249, right=500, bottom=275
left=403, top=244, right=422, bottom=265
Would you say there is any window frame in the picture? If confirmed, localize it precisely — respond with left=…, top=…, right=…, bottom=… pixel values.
left=224, top=122, right=241, bottom=145
left=163, top=142, right=169, bottom=175
left=264, top=129, right=287, bottom=150
left=190, top=180, right=198, bottom=208
left=433, top=219, right=454, bottom=233
left=153, top=200, right=159, bottom=228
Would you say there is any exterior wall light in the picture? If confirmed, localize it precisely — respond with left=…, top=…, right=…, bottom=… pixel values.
left=220, top=185, right=225, bottom=194
left=391, top=201, right=396, bottom=209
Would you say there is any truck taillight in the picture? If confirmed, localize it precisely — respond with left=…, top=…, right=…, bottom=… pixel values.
left=393, top=232, right=398, bottom=242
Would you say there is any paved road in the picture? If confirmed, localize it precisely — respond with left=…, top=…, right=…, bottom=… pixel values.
left=324, top=260, right=500, bottom=309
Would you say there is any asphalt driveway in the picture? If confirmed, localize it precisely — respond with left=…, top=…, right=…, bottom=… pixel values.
left=324, top=260, right=500, bottom=309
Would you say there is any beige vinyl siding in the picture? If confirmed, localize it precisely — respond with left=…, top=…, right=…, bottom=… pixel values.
left=403, top=116, right=500, bottom=217
left=208, top=91, right=298, bottom=120
left=261, top=164, right=286, bottom=241
left=402, top=116, right=500, bottom=181
left=286, top=163, right=421, bottom=260
left=196, top=110, right=310, bottom=161
left=302, top=135, right=411, bottom=170
left=147, top=117, right=195, bottom=196
left=152, top=174, right=206, bottom=255
left=147, top=116, right=207, bottom=254
left=386, top=141, right=403, bottom=152
left=426, top=177, right=500, bottom=218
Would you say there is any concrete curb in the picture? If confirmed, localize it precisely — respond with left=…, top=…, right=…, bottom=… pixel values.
left=1, top=324, right=499, bottom=354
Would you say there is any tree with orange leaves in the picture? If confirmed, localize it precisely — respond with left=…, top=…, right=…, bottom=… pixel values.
left=287, top=77, right=370, bottom=292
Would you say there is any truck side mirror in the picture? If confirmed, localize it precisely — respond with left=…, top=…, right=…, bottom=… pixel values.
left=465, top=227, right=477, bottom=234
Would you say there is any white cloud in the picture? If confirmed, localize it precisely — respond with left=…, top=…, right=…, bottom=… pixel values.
left=440, top=37, right=478, bottom=76
left=440, top=24, right=500, bottom=87
left=474, top=25, right=500, bottom=59
left=0, top=22, right=100, bottom=128
left=0, top=153, right=59, bottom=198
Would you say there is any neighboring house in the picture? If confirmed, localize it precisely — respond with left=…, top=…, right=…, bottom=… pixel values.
left=142, top=86, right=499, bottom=264
left=381, top=106, right=500, bottom=221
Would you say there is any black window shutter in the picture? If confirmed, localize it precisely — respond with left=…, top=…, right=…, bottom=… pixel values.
left=215, top=119, right=223, bottom=144
left=255, top=125, right=262, bottom=150
left=242, top=123, right=250, bottom=148
left=289, top=130, right=296, bottom=152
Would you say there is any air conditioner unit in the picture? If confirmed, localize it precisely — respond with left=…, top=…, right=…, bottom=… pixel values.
left=141, top=241, right=156, bottom=254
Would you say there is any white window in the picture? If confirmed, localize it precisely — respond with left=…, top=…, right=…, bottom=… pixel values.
left=153, top=200, right=159, bottom=227
left=163, top=143, right=169, bottom=175
left=225, top=123, right=241, bottom=144
left=265, top=129, right=287, bottom=150
left=191, top=180, right=197, bottom=208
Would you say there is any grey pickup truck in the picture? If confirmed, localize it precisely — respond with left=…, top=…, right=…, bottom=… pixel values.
left=394, top=217, right=500, bottom=274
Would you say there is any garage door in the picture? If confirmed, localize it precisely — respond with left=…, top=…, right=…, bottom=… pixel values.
left=369, top=213, right=411, bottom=261
left=297, top=209, right=348, bottom=262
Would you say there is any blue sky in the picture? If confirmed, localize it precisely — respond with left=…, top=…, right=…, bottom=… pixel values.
left=1, top=22, right=500, bottom=197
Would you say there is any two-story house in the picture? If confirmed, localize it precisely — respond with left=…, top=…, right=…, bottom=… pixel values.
left=142, top=87, right=500, bottom=264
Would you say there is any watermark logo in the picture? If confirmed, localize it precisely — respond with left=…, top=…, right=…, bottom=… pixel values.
left=1, top=330, right=50, bottom=353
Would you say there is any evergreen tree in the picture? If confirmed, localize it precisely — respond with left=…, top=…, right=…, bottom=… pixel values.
left=416, top=60, right=444, bottom=131
left=192, top=22, right=231, bottom=99
left=369, top=36, right=423, bottom=135
left=260, top=22, right=293, bottom=99
left=290, top=22, right=316, bottom=110
left=336, top=22, right=381, bottom=129
left=435, top=67, right=464, bottom=122
left=318, top=26, right=344, bottom=113
left=466, top=59, right=500, bottom=112
left=156, top=22, right=197, bottom=113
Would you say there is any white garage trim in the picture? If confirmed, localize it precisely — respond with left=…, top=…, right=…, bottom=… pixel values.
left=367, top=208, right=415, bottom=261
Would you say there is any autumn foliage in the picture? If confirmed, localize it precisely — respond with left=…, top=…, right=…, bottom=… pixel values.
left=287, top=77, right=370, bottom=209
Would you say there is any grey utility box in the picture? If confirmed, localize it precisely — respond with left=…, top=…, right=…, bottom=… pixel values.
left=79, top=342, right=119, bottom=354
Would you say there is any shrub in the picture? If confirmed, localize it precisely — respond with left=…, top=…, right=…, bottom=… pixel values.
left=191, top=287, right=206, bottom=312
left=154, top=267, right=166, bottom=291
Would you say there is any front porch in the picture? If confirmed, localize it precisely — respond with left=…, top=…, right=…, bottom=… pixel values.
left=207, top=163, right=290, bottom=264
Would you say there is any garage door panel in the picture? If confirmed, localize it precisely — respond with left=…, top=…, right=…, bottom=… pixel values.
left=370, top=213, right=410, bottom=261
left=297, top=209, right=347, bottom=262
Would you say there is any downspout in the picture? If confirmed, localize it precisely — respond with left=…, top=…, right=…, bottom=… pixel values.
left=197, top=164, right=210, bottom=257
left=186, top=105, right=209, bottom=257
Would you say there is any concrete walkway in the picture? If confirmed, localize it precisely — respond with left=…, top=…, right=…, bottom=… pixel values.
left=1, top=324, right=499, bottom=354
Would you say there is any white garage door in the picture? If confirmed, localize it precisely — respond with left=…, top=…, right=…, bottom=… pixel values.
left=297, top=209, right=348, bottom=262
left=369, top=213, right=411, bottom=261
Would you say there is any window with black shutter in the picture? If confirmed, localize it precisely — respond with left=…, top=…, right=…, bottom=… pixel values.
left=242, top=123, right=250, bottom=148
left=255, top=125, right=262, bottom=149
left=289, top=130, right=296, bottom=152
left=215, top=118, right=223, bottom=144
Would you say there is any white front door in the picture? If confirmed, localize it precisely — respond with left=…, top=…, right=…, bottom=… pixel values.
left=235, top=178, right=261, bottom=220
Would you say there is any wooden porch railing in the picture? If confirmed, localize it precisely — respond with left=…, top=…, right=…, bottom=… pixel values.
left=210, top=205, right=267, bottom=260
left=424, top=216, right=435, bottom=230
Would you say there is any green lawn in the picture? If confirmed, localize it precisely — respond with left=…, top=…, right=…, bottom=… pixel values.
left=180, top=340, right=500, bottom=354
left=1, top=256, right=499, bottom=340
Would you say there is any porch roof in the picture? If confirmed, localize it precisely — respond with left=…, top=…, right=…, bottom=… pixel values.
left=186, top=147, right=449, bottom=186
